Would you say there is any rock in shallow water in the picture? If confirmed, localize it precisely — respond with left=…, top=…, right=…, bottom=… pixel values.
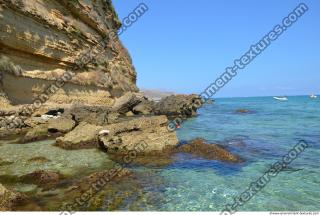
left=23, top=124, right=50, bottom=143
left=109, top=138, right=243, bottom=167
left=19, top=170, right=61, bottom=186
left=98, top=115, right=179, bottom=154
left=55, top=122, right=102, bottom=150
left=0, top=158, right=14, bottom=167
left=27, top=157, right=51, bottom=164
left=177, top=138, right=242, bottom=163
left=153, top=94, right=204, bottom=118
left=47, top=117, right=75, bottom=133
left=235, top=109, right=252, bottom=114
left=0, top=183, right=25, bottom=211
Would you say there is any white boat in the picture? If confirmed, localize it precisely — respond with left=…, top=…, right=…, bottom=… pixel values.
left=310, top=94, right=317, bottom=99
left=273, top=96, right=288, bottom=101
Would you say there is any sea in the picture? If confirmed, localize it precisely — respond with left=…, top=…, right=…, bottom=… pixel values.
left=0, top=96, right=319, bottom=211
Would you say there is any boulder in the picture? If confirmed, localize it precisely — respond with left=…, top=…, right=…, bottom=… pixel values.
left=112, top=92, right=144, bottom=114
left=99, top=115, right=179, bottom=154
left=24, top=117, right=48, bottom=128
left=0, top=127, right=27, bottom=140
left=22, top=116, right=74, bottom=143
left=132, top=100, right=154, bottom=115
left=23, top=124, right=49, bottom=143
left=64, top=105, right=117, bottom=126
left=55, top=122, right=102, bottom=149
left=153, top=94, right=203, bottom=118
left=0, top=183, right=25, bottom=211
left=47, top=117, right=75, bottom=133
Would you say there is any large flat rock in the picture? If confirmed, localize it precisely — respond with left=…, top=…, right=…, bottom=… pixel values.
left=99, top=115, right=179, bottom=154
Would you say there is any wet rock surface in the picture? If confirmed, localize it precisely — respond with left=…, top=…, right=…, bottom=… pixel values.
left=176, top=138, right=242, bottom=163
left=19, top=170, right=62, bottom=189
left=23, top=124, right=50, bottom=143
left=27, top=157, right=51, bottom=164
left=0, top=134, right=244, bottom=211
left=108, top=138, right=243, bottom=167
left=0, top=158, right=14, bottom=167
left=0, top=183, right=25, bottom=211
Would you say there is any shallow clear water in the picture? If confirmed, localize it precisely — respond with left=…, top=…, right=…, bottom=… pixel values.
left=139, top=96, right=320, bottom=211
left=0, top=140, right=115, bottom=195
left=1, top=96, right=319, bottom=211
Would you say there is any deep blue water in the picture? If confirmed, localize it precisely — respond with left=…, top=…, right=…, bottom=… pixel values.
left=137, top=96, right=320, bottom=211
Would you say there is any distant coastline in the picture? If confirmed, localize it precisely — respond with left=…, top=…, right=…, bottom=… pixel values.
left=140, top=88, right=176, bottom=101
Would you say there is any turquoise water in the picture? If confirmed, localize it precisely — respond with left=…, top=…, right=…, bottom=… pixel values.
left=1, top=96, right=319, bottom=211
left=135, top=96, right=320, bottom=211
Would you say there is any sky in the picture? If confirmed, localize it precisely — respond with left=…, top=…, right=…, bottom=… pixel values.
left=113, top=0, right=320, bottom=97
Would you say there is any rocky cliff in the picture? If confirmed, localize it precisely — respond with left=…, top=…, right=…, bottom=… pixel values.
left=0, top=0, right=138, bottom=106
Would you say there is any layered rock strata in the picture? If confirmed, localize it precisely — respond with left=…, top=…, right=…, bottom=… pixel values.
left=0, top=0, right=137, bottom=106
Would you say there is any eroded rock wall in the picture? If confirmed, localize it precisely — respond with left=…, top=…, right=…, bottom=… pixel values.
left=0, top=0, right=138, bottom=106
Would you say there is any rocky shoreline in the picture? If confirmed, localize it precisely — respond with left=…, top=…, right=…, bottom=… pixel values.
left=0, top=92, right=245, bottom=211
left=0, top=0, right=242, bottom=211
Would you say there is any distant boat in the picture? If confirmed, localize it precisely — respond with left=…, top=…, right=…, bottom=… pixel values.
left=310, top=94, right=317, bottom=99
left=273, top=96, right=288, bottom=101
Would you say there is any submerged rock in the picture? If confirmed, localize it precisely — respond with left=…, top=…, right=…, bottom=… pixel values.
left=0, top=158, right=13, bottom=167
left=0, top=183, right=25, bottom=211
left=27, top=157, right=51, bottom=164
left=236, top=109, right=252, bottom=114
left=109, top=153, right=175, bottom=168
left=19, top=170, right=61, bottom=188
left=177, top=138, right=242, bottom=163
left=108, top=138, right=243, bottom=167
left=61, top=168, right=133, bottom=211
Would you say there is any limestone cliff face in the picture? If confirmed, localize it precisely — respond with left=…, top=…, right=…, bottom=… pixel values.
left=0, top=0, right=138, bottom=106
